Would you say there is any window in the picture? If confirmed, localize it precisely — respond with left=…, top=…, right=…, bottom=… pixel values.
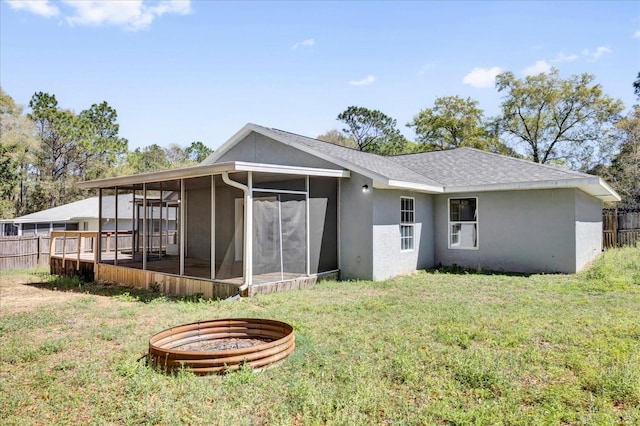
left=449, top=198, right=478, bottom=249
left=400, top=197, right=415, bottom=251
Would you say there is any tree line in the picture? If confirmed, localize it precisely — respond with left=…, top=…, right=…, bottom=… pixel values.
left=1, top=68, right=638, bottom=218
left=319, top=68, right=639, bottom=205
left=0, top=89, right=212, bottom=218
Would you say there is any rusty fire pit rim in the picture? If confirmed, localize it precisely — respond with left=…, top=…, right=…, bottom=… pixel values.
left=149, top=317, right=294, bottom=357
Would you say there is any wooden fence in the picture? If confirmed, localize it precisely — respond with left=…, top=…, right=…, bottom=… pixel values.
left=0, top=235, right=51, bottom=270
left=603, top=208, right=640, bottom=249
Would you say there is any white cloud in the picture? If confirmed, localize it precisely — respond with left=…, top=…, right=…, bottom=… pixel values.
left=349, top=75, right=376, bottom=86
left=291, top=38, right=315, bottom=50
left=583, top=46, right=612, bottom=60
left=6, top=0, right=59, bottom=17
left=551, top=52, right=579, bottom=63
left=635, top=30, right=640, bottom=38
left=522, top=60, right=552, bottom=76
left=462, top=67, right=502, bottom=88
left=7, top=0, right=191, bottom=31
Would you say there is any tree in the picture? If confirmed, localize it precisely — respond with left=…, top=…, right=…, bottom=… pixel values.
left=25, top=92, right=129, bottom=212
left=337, top=106, right=408, bottom=155
left=604, top=106, right=640, bottom=205
left=28, top=92, right=81, bottom=210
left=407, top=96, right=514, bottom=155
left=77, top=102, right=128, bottom=180
left=317, top=129, right=356, bottom=149
left=0, top=87, right=37, bottom=217
left=185, top=141, right=213, bottom=163
left=496, top=68, right=624, bottom=170
left=634, top=71, right=640, bottom=100
left=125, top=144, right=171, bottom=174
left=408, top=96, right=488, bottom=150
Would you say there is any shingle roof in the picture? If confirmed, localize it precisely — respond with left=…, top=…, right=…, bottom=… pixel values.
left=390, top=147, right=595, bottom=187
left=202, top=123, right=618, bottom=201
left=7, top=194, right=134, bottom=223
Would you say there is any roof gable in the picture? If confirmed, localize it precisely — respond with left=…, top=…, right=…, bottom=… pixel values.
left=202, top=123, right=443, bottom=192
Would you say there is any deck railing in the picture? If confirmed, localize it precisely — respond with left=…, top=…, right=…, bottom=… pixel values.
left=50, top=231, right=101, bottom=269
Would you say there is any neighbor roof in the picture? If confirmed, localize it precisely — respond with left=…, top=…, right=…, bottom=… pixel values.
left=4, top=194, right=134, bottom=224
left=203, top=123, right=620, bottom=202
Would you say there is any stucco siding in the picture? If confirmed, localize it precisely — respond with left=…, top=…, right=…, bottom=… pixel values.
left=574, top=190, right=603, bottom=271
left=217, top=132, right=341, bottom=170
left=339, top=173, right=373, bottom=280
left=371, top=190, right=434, bottom=280
left=434, top=189, right=578, bottom=273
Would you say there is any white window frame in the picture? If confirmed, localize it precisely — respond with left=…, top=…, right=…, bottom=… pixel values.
left=448, top=197, right=478, bottom=250
left=400, top=196, right=415, bottom=252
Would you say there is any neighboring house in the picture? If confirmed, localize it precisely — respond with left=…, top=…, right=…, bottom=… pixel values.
left=72, top=123, right=619, bottom=297
left=1, top=194, right=177, bottom=237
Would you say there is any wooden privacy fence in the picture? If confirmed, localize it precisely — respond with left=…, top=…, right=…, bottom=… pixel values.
left=603, top=208, right=640, bottom=249
left=0, top=235, right=51, bottom=270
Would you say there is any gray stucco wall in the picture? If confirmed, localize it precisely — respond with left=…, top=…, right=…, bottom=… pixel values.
left=574, top=190, right=603, bottom=271
left=371, top=190, right=435, bottom=280
left=339, top=173, right=373, bottom=280
left=217, top=132, right=341, bottom=170
left=434, top=189, right=581, bottom=273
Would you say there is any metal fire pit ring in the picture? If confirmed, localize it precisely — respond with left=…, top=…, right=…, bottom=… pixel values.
left=149, top=318, right=295, bottom=375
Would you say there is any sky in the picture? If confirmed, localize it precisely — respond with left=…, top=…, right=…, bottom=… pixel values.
left=1, top=0, right=639, bottom=151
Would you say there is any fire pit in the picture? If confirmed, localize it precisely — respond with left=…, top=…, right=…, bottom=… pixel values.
left=148, top=318, right=295, bottom=375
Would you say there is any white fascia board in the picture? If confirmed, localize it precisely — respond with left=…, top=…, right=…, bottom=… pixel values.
left=78, top=160, right=349, bottom=189
left=233, top=161, right=349, bottom=178
left=13, top=217, right=73, bottom=224
left=381, top=180, right=444, bottom=193
left=445, top=177, right=621, bottom=202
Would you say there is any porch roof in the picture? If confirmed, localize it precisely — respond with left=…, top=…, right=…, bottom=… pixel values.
left=77, top=161, right=350, bottom=190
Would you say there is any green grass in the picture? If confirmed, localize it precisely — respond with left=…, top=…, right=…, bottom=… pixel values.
left=1, top=248, right=639, bottom=425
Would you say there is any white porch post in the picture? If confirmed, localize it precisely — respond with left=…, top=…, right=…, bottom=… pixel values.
left=97, top=188, right=102, bottom=263
left=132, top=190, right=136, bottom=259
left=114, top=187, right=118, bottom=266
left=305, top=176, right=310, bottom=276
left=159, top=182, right=163, bottom=260
left=211, top=175, right=216, bottom=280
left=180, top=178, right=185, bottom=276
left=245, top=172, right=253, bottom=287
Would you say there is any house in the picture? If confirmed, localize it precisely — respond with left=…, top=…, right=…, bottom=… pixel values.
left=1, top=194, right=177, bottom=237
left=69, top=123, right=619, bottom=297
left=1, top=195, right=131, bottom=237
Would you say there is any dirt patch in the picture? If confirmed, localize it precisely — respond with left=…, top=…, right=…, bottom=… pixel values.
left=0, top=273, right=87, bottom=315
left=176, top=337, right=272, bottom=352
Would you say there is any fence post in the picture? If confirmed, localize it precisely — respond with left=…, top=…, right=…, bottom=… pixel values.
left=613, top=206, right=618, bottom=247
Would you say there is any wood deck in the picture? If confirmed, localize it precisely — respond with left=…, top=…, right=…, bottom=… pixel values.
left=50, top=252, right=335, bottom=298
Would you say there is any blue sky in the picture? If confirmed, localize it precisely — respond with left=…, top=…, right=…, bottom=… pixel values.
left=2, top=0, right=639, bottom=151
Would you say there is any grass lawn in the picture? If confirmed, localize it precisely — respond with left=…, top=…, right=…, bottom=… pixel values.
left=1, top=247, right=639, bottom=425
